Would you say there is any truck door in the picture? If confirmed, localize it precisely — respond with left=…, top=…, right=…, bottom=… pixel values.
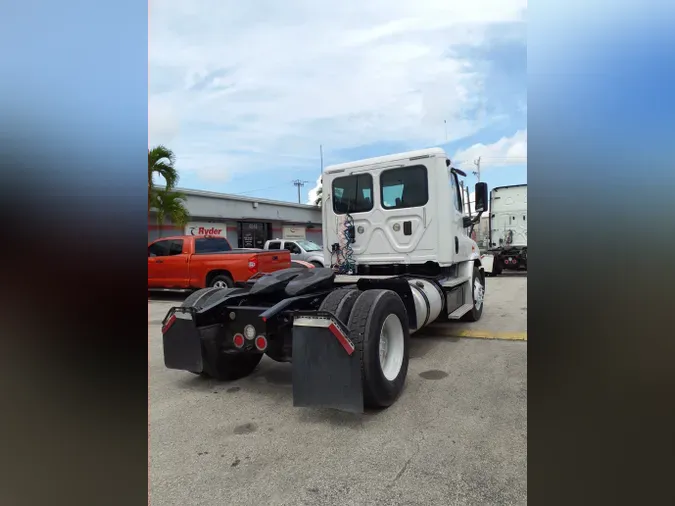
left=148, top=239, right=190, bottom=288
left=449, top=171, right=472, bottom=259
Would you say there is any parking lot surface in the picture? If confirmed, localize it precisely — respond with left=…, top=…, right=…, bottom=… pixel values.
left=149, top=274, right=527, bottom=506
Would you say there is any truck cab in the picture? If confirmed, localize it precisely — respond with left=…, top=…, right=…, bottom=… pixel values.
left=161, top=147, right=489, bottom=414
left=483, top=184, right=528, bottom=275
left=321, top=147, right=484, bottom=275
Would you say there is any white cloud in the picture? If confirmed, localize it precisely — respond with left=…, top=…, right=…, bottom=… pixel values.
left=148, top=94, right=180, bottom=144
left=452, top=129, right=527, bottom=169
left=306, top=176, right=323, bottom=205
left=306, top=129, right=527, bottom=205
left=149, top=1, right=527, bottom=181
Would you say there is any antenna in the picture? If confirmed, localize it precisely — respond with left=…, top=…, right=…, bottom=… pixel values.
left=292, top=179, right=311, bottom=204
left=320, top=144, right=324, bottom=173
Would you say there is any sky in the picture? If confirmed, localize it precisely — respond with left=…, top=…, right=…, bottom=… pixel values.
left=149, top=1, right=527, bottom=206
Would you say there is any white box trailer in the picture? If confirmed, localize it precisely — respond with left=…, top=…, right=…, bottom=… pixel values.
left=482, top=184, right=527, bottom=275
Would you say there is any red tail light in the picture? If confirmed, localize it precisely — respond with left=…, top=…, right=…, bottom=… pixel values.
left=255, top=335, right=267, bottom=351
left=233, top=333, right=245, bottom=348
left=248, top=255, right=258, bottom=273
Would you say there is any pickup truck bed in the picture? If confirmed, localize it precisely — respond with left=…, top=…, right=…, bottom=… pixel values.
left=148, top=235, right=291, bottom=290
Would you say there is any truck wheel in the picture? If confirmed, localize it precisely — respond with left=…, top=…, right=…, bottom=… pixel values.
left=348, top=290, right=410, bottom=409
left=319, top=288, right=361, bottom=323
left=209, top=274, right=234, bottom=289
left=462, top=266, right=485, bottom=322
left=310, top=261, right=323, bottom=268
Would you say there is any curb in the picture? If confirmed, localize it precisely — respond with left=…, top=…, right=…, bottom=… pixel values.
left=425, top=328, right=527, bottom=341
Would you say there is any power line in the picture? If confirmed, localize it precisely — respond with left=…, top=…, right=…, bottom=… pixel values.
left=292, top=179, right=311, bottom=204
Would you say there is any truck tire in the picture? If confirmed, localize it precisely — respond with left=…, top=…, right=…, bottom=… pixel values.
left=348, top=290, right=410, bottom=409
left=209, top=273, right=234, bottom=289
left=310, top=261, right=324, bottom=268
left=461, top=266, right=485, bottom=322
left=319, top=288, right=361, bottom=323
left=181, top=287, right=262, bottom=380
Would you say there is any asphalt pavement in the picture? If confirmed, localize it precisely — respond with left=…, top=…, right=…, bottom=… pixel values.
left=149, top=274, right=527, bottom=506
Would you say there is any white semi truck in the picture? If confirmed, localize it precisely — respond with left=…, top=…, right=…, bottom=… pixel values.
left=161, top=147, right=488, bottom=413
left=482, top=184, right=527, bottom=276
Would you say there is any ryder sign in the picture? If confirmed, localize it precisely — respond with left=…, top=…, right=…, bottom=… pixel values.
left=186, top=222, right=226, bottom=237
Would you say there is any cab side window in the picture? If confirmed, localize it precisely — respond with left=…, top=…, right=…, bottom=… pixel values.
left=450, top=173, right=463, bottom=212
left=168, top=240, right=184, bottom=256
left=149, top=240, right=170, bottom=257
left=285, top=242, right=301, bottom=254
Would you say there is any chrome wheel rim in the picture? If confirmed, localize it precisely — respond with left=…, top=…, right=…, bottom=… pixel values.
left=379, top=314, right=405, bottom=381
left=473, top=277, right=485, bottom=311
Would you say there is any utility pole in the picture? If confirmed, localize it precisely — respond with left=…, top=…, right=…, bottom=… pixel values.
left=473, top=156, right=481, bottom=181
left=465, top=184, right=472, bottom=218
left=444, top=120, right=448, bottom=143
left=292, top=179, right=311, bottom=204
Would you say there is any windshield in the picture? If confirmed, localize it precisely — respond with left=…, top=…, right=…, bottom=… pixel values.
left=296, top=240, right=322, bottom=252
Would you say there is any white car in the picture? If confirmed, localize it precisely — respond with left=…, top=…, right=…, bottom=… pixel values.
left=263, top=239, right=325, bottom=267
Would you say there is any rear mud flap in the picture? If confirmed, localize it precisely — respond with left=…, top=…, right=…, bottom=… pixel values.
left=162, top=312, right=204, bottom=373
left=292, top=318, right=363, bottom=413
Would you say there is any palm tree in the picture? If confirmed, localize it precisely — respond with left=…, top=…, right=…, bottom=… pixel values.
left=148, top=145, right=179, bottom=210
left=153, top=190, right=190, bottom=237
left=314, top=186, right=322, bottom=207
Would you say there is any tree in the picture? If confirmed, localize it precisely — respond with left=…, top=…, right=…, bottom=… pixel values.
left=148, top=145, right=178, bottom=210
left=314, top=186, right=322, bottom=207
left=153, top=190, right=190, bottom=237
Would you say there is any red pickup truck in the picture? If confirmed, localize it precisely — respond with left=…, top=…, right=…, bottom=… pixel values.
left=148, top=235, right=291, bottom=290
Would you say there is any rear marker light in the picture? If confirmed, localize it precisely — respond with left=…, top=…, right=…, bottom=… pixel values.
left=255, top=336, right=267, bottom=351
left=233, top=333, right=245, bottom=348
left=161, top=314, right=176, bottom=334
left=328, top=323, right=355, bottom=356
left=294, top=317, right=355, bottom=356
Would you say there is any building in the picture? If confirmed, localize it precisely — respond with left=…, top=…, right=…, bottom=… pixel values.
left=148, top=188, right=323, bottom=247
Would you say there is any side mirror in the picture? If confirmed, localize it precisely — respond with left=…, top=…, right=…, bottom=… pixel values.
left=475, top=182, right=488, bottom=213
left=462, top=216, right=473, bottom=228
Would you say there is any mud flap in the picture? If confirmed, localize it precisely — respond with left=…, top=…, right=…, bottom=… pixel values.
left=162, top=310, right=204, bottom=373
left=291, top=315, right=363, bottom=413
